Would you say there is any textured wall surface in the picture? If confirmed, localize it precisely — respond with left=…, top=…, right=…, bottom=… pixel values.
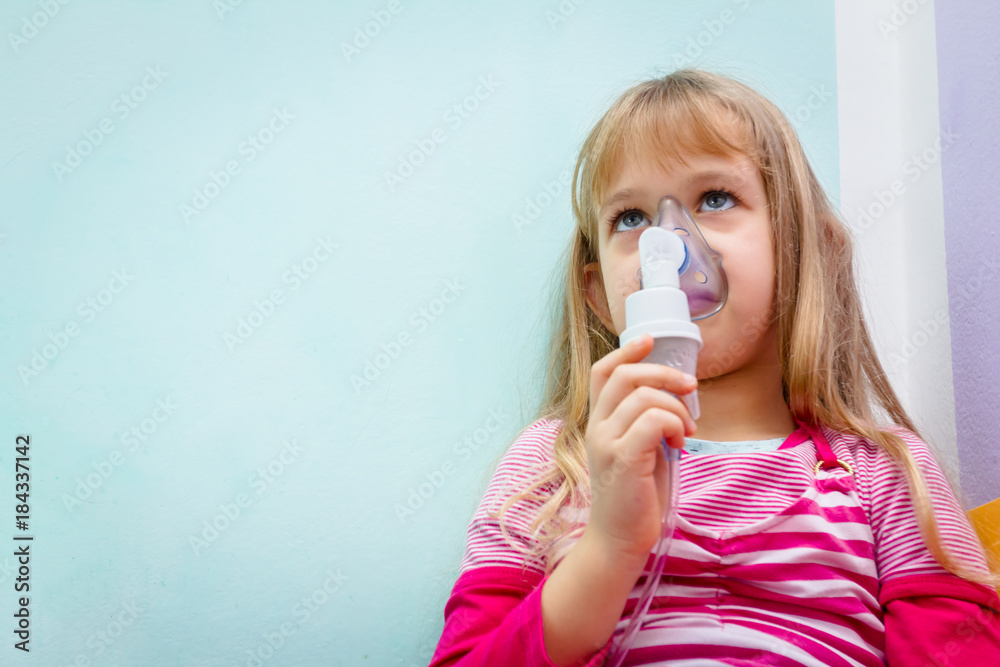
left=935, top=0, right=1000, bottom=507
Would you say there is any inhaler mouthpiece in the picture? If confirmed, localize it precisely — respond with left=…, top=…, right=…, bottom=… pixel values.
left=639, top=226, right=685, bottom=290
left=635, top=195, right=728, bottom=320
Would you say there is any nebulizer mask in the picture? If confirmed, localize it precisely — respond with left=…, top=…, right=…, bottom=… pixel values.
left=608, top=195, right=728, bottom=666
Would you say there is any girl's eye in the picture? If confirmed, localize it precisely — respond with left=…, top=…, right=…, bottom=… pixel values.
left=610, top=189, right=738, bottom=233
left=700, top=190, right=737, bottom=212
left=613, top=209, right=651, bottom=233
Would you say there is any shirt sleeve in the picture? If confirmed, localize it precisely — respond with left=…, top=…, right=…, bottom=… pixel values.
left=428, top=419, right=613, bottom=667
left=882, top=579, right=1000, bottom=665
left=429, top=566, right=613, bottom=667
left=854, top=427, right=1000, bottom=661
left=858, top=427, right=993, bottom=583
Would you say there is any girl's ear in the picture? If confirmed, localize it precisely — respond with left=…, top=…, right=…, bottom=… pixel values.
left=583, top=262, right=616, bottom=333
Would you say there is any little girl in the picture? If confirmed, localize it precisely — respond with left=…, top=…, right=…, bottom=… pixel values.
left=429, top=69, right=1000, bottom=666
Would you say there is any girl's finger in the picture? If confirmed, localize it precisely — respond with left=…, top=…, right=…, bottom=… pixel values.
left=621, top=408, right=687, bottom=462
left=589, top=335, right=653, bottom=420
left=591, top=356, right=697, bottom=426
left=605, top=385, right=696, bottom=441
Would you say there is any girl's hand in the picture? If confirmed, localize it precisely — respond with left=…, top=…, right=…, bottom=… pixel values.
left=583, top=333, right=697, bottom=564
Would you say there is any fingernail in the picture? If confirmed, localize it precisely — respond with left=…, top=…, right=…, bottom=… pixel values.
left=683, top=373, right=697, bottom=386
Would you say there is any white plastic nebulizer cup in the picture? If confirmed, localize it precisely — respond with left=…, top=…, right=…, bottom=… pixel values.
left=618, top=226, right=703, bottom=419
left=638, top=336, right=700, bottom=419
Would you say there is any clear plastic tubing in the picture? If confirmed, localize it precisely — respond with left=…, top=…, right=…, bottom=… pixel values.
left=606, top=439, right=680, bottom=667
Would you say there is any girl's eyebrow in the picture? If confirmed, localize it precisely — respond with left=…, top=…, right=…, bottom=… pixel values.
left=687, top=169, right=752, bottom=188
left=599, top=169, right=752, bottom=218
left=599, top=187, right=647, bottom=218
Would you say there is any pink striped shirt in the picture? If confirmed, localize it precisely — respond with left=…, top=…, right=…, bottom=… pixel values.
left=430, top=419, right=1000, bottom=666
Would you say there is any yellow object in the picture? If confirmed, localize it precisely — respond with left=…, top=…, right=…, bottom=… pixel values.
left=968, top=497, right=1000, bottom=593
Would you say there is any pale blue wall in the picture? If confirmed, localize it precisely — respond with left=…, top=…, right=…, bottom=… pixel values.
left=0, top=1, right=837, bottom=664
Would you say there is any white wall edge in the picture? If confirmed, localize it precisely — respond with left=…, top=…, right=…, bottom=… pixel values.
left=834, top=0, right=958, bottom=480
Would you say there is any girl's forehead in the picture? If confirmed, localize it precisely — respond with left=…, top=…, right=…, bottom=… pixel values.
left=598, top=149, right=758, bottom=203
left=616, top=150, right=751, bottom=177
left=589, top=100, right=760, bottom=210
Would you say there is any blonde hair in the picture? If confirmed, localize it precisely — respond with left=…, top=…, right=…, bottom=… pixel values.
left=493, top=68, right=999, bottom=587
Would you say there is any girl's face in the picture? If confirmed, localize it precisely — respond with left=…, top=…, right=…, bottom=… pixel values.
left=584, top=151, right=778, bottom=382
